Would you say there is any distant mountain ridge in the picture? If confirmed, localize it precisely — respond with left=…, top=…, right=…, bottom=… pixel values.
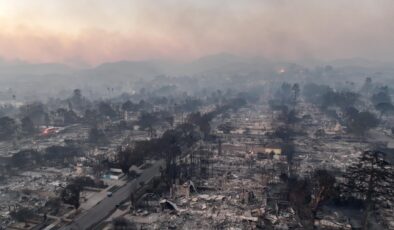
left=0, top=62, right=75, bottom=75
left=0, top=54, right=393, bottom=80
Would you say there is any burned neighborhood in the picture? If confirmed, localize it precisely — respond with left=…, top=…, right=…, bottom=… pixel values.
left=0, top=1, right=394, bottom=230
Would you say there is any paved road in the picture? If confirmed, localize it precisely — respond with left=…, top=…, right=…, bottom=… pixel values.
left=61, top=160, right=165, bottom=230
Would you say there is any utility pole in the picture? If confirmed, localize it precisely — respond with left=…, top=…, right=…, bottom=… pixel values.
left=218, top=138, right=222, bottom=155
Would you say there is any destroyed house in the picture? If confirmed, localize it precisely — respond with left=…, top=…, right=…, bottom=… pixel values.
left=248, top=145, right=282, bottom=155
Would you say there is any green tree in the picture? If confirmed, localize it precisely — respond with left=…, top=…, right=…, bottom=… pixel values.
left=56, top=108, right=79, bottom=125
left=375, top=102, right=394, bottom=119
left=371, top=89, right=391, bottom=105
left=88, top=127, right=108, bottom=144
left=21, top=116, right=36, bottom=135
left=346, top=111, right=379, bottom=136
left=138, top=112, right=159, bottom=136
left=217, top=122, right=234, bottom=134
left=10, top=149, right=41, bottom=168
left=98, top=102, right=117, bottom=119
left=84, top=109, right=99, bottom=125
left=287, top=177, right=313, bottom=229
left=361, top=77, right=373, bottom=95
left=342, top=150, right=394, bottom=230
left=10, top=208, right=35, bottom=225
left=309, top=170, right=336, bottom=220
left=117, top=144, right=147, bottom=174
left=19, top=102, right=47, bottom=125
left=61, top=183, right=81, bottom=209
left=0, top=116, right=17, bottom=140
left=121, top=100, right=136, bottom=111
left=292, top=83, right=300, bottom=103
left=43, top=198, right=62, bottom=216
left=187, top=112, right=211, bottom=139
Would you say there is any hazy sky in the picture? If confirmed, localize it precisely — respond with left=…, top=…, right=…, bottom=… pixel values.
left=0, top=0, right=393, bottom=65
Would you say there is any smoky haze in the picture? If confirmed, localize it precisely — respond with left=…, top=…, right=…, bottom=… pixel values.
left=1, top=2, right=394, bottom=230
left=1, top=0, right=394, bottom=101
left=0, top=0, right=394, bottom=65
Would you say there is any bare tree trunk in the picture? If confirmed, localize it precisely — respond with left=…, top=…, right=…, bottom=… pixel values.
left=362, top=201, right=371, bottom=230
left=363, top=173, right=374, bottom=230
